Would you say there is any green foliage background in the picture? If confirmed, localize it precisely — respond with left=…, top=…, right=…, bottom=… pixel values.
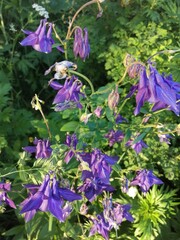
left=0, top=0, right=180, bottom=239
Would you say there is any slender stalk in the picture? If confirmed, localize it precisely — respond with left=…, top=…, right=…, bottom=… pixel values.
left=0, top=0, right=8, bottom=44
left=0, top=168, right=46, bottom=178
left=147, top=49, right=180, bottom=61
left=69, top=69, right=95, bottom=94
left=66, top=0, right=99, bottom=40
left=48, top=214, right=53, bottom=232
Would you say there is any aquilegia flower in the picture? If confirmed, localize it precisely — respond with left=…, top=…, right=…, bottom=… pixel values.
left=157, top=132, right=172, bottom=144
left=44, top=61, right=77, bottom=79
left=20, top=19, right=64, bottom=53
left=94, top=106, right=103, bottom=118
left=130, top=169, right=163, bottom=193
left=23, top=138, right=52, bottom=159
left=0, top=182, right=16, bottom=209
left=64, top=133, right=78, bottom=164
left=73, top=27, right=90, bottom=61
left=20, top=173, right=82, bottom=222
left=130, top=64, right=180, bottom=116
left=89, top=197, right=133, bottom=239
left=126, top=134, right=148, bottom=154
left=49, top=76, right=85, bottom=111
left=104, top=129, right=124, bottom=146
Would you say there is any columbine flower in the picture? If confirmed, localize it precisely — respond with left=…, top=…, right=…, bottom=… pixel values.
left=49, top=76, right=85, bottom=111
left=44, top=61, right=77, bottom=79
left=157, top=132, right=171, bottom=144
left=64, top=133, right=78, bottom=164
left=94, top=106, right=103, bottom=118
left=89, top=198, right=133, bottom=239
left=104, top=129, right=124, bottom=146
left=78, top=176, right=114, bottom=202
left=73, top=27, right=90, bottom=61
left=115, top=113, right=128, bottom=124
left=108, top=85, right=119, bottom=110
left=20, top=19, right=64, bottom=53
left=126, top=135, right=148, bottom=154
left=23, top=138, right=52, bottom=159
left=131, top=64, right=180, bottom=116
left=20, top=173, right=82, bottom=222
left=0, top=182, right=16, bottom=209
left=130, top=169, right=163, bottom=193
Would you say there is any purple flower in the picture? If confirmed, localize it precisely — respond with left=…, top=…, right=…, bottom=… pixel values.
left=73, top=27, right=90, bottom=61
left=104, top=129, right=124, bottom=146
left=132, top=65, right=180, bottom=116
left=20, top=20, right=64, bottom=53
left=49, top=76, right=85, bottom=111
left=64, top=133, right=78, bottom=163
left=79, top=149, right=118, bottom=184
left=126, top=135, right=148, bottom=154
left=0, top=182, right=16, bottom=209
left=89, top=214, right=110, bottom=240
left=158, top=132, right=172, bottom=144
left=115, top=114, right=128, bottom=124
left=23, top=138, right=52, bottom=159
left=78, top=177, right=114, bottom=202
left=108, top=85, right=119, bottom=110
left=20, top=173, right=82, bottom=222
left=130, top=169, right=163, bottom=193
left=94, top=106, right=103, bottom=118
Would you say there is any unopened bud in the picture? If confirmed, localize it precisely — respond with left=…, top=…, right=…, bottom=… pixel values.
left=108, top=85, right=119, bottom=110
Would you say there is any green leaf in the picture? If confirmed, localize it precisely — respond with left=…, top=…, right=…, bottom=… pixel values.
left=60, top=121, right=79, bottom=132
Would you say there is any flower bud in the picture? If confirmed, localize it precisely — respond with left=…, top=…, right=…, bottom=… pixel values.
left=108, top=85, right=119, bottom=110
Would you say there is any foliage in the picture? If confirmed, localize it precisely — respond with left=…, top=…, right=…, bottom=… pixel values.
left=0, top=0, right=180, bottom=240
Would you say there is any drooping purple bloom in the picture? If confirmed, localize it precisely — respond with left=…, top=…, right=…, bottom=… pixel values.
left=78, top=177, right=114, bottom=202
left=126, top=136, right=148, bottom=154
left=108, top=85, right=119, bottom=110
left=130, top=169, right=163, bottom=193
left=129, top=64, right=180, bottom=116
left=115, top=113, right=128, bottom=124
left=64, top=133, right=78, bottom=163
left=20, top=173, right=82, bottom=222
left=49, top=76, right=85, bottom=111
left=94, top=106, right=103, bottom=118
left=73, top=27, right=90, bottom=61
left=89, top=197, right=133, bottom=239
left=79, top=149, right=118, bottom=184
left=104, top=129, right=124, bottom=146
left=23, top=138, right=52, bottom=159
left=0, top=182, right=16, bottom=209
left=158, top=132, right=172, bottom=144
left=20, top=19, right=64, bottom=53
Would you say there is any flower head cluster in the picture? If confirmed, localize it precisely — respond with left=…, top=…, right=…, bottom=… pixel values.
left=130, top=169, right=163, bottom=193
left=78, top=149, right=118, bottom=201
left=89, top=197, right=133, bottom=240
left=49, top=76, right=85, bottom=111
left=32, top=4, right=49, bottom=19
left=104, top=129, right=124, bottom=146
left=73, top=27, right=90, bottom=61
left=64, top=133, right=78, bottom=163
left=129, top=64, right=180, bottom=115
left=23, top=138, right=52, bottom=159
left=0, top=182, right=16, bottom=209
left=20, top=173, right=82, bottom=222
left=20, top=19, right=64, bottom=53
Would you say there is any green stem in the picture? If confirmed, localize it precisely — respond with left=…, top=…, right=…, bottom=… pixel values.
left=69, top=69, right=95, bottom=94
left=0, top=168, right=46, bottom=178
left=0, top=0, right=8, bottom=44
left=147, top=49, right=180, bottom=61
left=48, top=214, right=53, bottom=232
left=66, top=0, right=99, bottom=40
